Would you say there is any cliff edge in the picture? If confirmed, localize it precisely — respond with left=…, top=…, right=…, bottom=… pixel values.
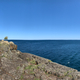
left=0, top=40, right=80, bottom=80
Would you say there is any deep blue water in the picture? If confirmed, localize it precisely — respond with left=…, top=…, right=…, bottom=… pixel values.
left=7, top=40, right=80, bottom=71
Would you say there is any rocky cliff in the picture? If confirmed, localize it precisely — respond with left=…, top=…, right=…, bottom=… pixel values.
left=0, top=40, right=80, bottom=80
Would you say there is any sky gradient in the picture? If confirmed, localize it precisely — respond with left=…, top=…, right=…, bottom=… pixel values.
left=0, top=0, right=80, bottom=40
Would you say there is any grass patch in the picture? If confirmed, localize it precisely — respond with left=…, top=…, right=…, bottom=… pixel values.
left=25, top=64, right=38, bottom=71
left=30, top=70, right=35, bottom=75
left=0, top=56, right=2, bottom=58
left=1, top=55, right=5, bottom=57
left=26, top=58, right=30, bottom=61
left=25, top=65, right=33, bottom=70
left=21, top=75, right=23, bottom=79
left=17, top=66, right=20, bottom=70
left=45, top=71, right=48, bottom=75
left=64, top=71, right=73, bottom=78
left=19, top=75, right=23, bottom=80
left=30, top=59, right=36, bottom=64
left=48, top=59, right=52, bottom=62
left=34, top=78, right=40, bottom=80
left=0, top=43, right=1, bottom=46
left=68, top=75, right=72, bottom=78
left=64, top=71, right=69, bottom=76
left=42, top=67, right=45, bottom=71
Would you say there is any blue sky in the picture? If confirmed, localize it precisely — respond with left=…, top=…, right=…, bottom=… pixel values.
left=0, top=0, right=80, bottom=40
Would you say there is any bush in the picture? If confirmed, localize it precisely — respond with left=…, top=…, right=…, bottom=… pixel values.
left=4, top=36, right=8, bottom=40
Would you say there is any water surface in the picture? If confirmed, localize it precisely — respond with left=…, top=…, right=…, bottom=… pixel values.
left=8, top=40, right=80, bottom=71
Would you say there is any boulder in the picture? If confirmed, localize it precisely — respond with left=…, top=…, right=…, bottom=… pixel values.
left=9, top=44, right=17, bottom=50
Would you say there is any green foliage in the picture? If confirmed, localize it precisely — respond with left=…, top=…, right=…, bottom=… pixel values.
left=26, top=58, right=31, bottom=61
left=0, top=43, right=1, bottom=46
left=21, top=75, right=23, bottom=79
left=42, top=67, right=45, bottom=71
left=4, top=36, right=8, bottom=40
left=19, top=75, right=23, bottom=80
left=25, top=65, right=33, bottom=70
left=17, top=66, right=20, bottom=70
left=30, top=59, right=36, bottom=64
left=1, top=54, right=5, bottom=57
left=48, top=59, right=52, bottom=62
left=30, top=70, right=35, bottom=74
left=64, top=71, right=69, bottom=76
left=34, top=78, right=40, bottom=80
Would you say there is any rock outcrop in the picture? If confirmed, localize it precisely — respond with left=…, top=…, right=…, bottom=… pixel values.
left=0, top=40, right=80, bottom=80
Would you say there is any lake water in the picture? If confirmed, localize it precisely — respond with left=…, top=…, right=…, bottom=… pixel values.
left=8, top=40, right=80, bottom=71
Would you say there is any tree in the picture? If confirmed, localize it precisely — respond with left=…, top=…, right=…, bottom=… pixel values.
left=4, top=36, right=8, bottom=40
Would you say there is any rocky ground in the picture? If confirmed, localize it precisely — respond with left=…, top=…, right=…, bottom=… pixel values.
left=0, top=40, right=80, bottom=80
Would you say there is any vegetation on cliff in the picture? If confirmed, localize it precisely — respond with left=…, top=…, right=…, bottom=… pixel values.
left=4, top=36, right=8, bottom=40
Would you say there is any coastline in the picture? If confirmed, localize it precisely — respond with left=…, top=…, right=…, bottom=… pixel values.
left=0, top=40, right=80, bottom=80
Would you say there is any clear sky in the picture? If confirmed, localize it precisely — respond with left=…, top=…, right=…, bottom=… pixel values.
left=0, top=0, right=80, bottom=40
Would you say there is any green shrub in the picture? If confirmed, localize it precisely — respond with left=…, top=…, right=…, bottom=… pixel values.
left=4, top=36, right=8, bottom=40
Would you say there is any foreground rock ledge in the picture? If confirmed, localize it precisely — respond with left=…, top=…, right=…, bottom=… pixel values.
left=0, top=40, right=80, bottom=80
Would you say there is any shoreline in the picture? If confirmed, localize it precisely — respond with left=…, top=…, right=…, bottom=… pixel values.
left=0, top=40, right=80, bottom=80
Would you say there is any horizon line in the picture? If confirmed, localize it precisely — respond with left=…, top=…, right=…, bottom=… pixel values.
left=1, top=39, right=80, bottom=40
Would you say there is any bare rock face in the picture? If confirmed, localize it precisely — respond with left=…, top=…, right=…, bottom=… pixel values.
left=0, top=40, right=80, bottom=80
left=9, top=43, right=17, bottom=50
left=0, top=40, right=17, bottom=52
